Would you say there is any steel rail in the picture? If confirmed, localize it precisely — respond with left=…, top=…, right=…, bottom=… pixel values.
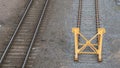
left=22, top=0, right=49, bottom=68
left=0, top=0, right=33, bottom=63
left=95, top=0, right=100, bottom=29
left=77, top=0, right=82, bottom=28
left=95, top=0, right=100, bottom=43
left=77, top=0, right=82, bottom=42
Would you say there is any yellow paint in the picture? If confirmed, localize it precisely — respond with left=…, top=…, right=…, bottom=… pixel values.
left=72, top=28, right=106, bottom=62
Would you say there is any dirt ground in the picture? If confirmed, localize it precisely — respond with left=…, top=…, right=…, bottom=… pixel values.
left=0, top=0, right=120, bottom=68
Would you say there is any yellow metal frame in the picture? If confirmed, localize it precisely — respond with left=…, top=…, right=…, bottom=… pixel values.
left=72, top=28, right=106, bottom=62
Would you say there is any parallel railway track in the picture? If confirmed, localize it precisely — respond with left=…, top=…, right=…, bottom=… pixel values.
left=0, top=0, right=48, bottom=68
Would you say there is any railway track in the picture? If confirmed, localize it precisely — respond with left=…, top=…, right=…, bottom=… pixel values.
left=77, top=0, right=100, bottom=40
left=0, top=0, right=48, bottom=68
left=72, top=0, right=105, bottom=61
